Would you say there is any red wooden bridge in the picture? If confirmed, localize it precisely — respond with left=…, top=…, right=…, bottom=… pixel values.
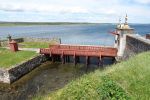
left=40, top=44, right=118, bottom=66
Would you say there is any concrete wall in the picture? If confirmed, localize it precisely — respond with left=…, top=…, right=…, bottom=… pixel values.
left=0, top=55, right=49, bottom=84
left=117, top=34, right=127, bottom=57
left=123, top=35, right=150, bottom=59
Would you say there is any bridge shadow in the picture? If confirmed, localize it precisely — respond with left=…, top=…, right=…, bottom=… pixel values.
left=49, top=54, right=115, bottom=71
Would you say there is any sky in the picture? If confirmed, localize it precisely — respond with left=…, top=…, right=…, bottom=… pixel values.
left=0, top=0, right=150, bottom=23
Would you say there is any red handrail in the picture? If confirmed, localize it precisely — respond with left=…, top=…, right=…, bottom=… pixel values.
left=40, top=45, right=117, bottom=57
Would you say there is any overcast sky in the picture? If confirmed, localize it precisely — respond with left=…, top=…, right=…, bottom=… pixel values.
left=0, top=0, right=150, bottom=23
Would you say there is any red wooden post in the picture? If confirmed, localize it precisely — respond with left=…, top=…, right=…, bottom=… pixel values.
left=74, top=51, right=76, bottom=66
left=9, top=40, right=18, bottom=52
left=85, top=56, right=89, bottom=71
left=61, top=51, right=65, bottom=64
left=86, top=56, right=89, bottom=66
left=74, top=56, right=76, bottom=66
left=51, top=55, right=55, bottom=63
left=98, top=57, right=100, bottom=67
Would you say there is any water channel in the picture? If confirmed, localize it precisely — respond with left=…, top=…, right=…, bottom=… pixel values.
left=0, top=57, right=114, bottom=100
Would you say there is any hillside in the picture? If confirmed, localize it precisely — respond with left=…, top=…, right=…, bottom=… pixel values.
left=0, top=22, right=95, bottom=26
left=33, top=51, right=150, bottom=100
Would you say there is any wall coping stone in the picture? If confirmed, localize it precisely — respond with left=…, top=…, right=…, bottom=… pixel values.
left=127, top=34, right=150, bottom=45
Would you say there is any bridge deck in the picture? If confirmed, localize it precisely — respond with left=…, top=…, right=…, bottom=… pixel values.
left=40, top=44, right=117, bottom=57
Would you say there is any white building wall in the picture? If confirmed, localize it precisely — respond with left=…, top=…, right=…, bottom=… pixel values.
left=117, top=34, right=127, bottom=57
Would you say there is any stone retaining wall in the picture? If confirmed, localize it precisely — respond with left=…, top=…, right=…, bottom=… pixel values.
left=0, top=38, right=24, bottom=47
left=0, top=55, right=49, bottom=84
left=0, top=37, right=60, bottom=47
left=23, top=37, right=60, bottom=43
left=123, top=35, right=150, bottom=59
left=0, top=40, right=8, bottom=47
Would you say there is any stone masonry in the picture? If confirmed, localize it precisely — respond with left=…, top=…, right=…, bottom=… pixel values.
left=123, top=34, right=150, bottom=59
left=0, top=55, right=48, bottom=84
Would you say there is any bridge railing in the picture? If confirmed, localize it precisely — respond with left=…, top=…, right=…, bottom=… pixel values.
left=49, top=44, right=114, bottom=51
left=40, top=45, right=117, bottom=57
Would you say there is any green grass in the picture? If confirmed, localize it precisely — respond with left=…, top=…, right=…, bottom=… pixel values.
left=19, top=42, right=53, bottom=48
left=0, top=48, right=37, bottom=68
left=33, top=51, right=150, bottom=100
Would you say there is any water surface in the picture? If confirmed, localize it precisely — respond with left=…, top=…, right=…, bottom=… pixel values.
left=0, top=24, right=149, bottom=46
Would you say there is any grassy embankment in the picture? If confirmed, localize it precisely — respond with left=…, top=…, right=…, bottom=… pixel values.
left=33, top=51, right=150, bottom=100
left=0, top=48, right=37, bottom=68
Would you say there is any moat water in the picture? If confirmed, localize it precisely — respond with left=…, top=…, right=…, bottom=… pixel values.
left=0, top=58, right=114, bottom=100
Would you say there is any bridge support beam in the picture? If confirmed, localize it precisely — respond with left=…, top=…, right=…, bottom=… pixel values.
left=85, top=56, right=89, bottom=71
left=66, top=55, right=70, bottom=62
left=66, top=56, right=68, bottom=62
left=61, top=54, right=65, bottom=64
left=73, top=55, right=77, bottom=66
left=65, top=55, right=67, bottom=63
left=51, top=55, right=55, bottom=63
left=77, top=56, right=79, bottom=63
left=98, top=57, right=103, bottom=67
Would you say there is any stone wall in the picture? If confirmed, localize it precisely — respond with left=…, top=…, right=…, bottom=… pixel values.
left=0, top=38, right=24, bottom=47
left=23, top=37, right=60, bottom=43
left=123, top=35, right=150, bottom=59
left=0, top=40, right=8, bottom=47
left=0, top=55, right=49, bottom=84
left=0, top=37, right=60, bottom=47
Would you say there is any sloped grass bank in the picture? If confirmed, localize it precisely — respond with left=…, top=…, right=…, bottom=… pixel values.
left=0, top=48, right=37, bottom=68
left=33, top=52, right=150, bottom=100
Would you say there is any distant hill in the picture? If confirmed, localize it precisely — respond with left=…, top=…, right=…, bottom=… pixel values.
left=0, top=22, right=97, bottom=26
